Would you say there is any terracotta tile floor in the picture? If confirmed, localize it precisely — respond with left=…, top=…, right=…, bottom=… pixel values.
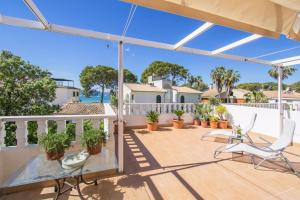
left=2, top=125, right=300, bottom=200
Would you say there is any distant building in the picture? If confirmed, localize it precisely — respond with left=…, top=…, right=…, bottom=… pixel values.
left=201, top=88, right=249, bottom=103
left=59, top=103, right=104, bottom=115
left=52, top=78, right=81, bottom=106
left=123, top=77, right=202, bottom=103
left=263, top=90, right=300, bottom=105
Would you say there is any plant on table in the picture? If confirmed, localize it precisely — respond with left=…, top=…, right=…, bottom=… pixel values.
left=81, top=129, right=106, bottom=155
left=173, top=110, right=185, bottom=129
left=146, top=111, right=159, bottom=131
left=209, top=116, right=219, bottom=129
left=38, top=132, right=71, bottom=160
left=215, top=105, right=228, bottom=129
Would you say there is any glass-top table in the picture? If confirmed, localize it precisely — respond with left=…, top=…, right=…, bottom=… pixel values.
left=1, top=147, right=118, bottom=200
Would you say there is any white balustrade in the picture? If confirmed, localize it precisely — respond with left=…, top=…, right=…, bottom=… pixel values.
left=123, top=103, right=196, bottom=115
left=0, top=114, right=116, bottom=149
left=225, top=103, right=300, bottom=111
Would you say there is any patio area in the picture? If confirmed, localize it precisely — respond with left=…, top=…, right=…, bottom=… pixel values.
left=3, top=125, right=300, bottom=200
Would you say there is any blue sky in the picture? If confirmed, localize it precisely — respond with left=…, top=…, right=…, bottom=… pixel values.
left=0, top=0, right=299, bottom=88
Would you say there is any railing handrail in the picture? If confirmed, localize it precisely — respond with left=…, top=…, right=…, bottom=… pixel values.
left=0, top=114, right=116, bottom=122
left=124, top=103, right=195, bottom=105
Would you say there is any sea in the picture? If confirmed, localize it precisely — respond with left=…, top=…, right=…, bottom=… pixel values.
left=80, top=92, right=110, bottom=103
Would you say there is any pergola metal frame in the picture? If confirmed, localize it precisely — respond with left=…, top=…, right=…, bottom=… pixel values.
left=1, top=0, right=298, bottom=172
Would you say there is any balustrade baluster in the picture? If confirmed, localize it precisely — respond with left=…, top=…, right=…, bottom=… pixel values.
left=56, top=120, right=66, bottom=133
left=0, top=121, right=6, bottom=148
left=75, top=119, right=84, bottom=144
left=37, top=120, right=47, bottom=135
left=16, top=121, right=26, bottom=148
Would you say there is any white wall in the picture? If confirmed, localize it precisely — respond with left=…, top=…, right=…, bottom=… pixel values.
left=133, top=92, right=165, bottom=103
left=53, top=87, right=80, bottom=106
left=224, top=105, right=300, bottom=143
left=173, top=92, right=199, bottom=103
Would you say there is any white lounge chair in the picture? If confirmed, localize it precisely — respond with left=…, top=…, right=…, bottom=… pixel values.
left=201, top=113, right=257, bottom=144
left=215, top=119, right=297, bottom=174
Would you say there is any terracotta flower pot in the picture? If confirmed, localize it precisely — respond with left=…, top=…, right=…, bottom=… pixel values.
left=87, top=142, right=102, bottom=155
left=210, top=121, right=218, bottom=129
left=46, top=151, right=64, bottom=160
left=147, top=122, right=158, bottom=131
left=219, top=120, right=228, bottom=129
left=193, top=119, right=201, bottom=126
left=173, top=119, right=184, bottom=129
left=201, top=120, right=209, bottom=128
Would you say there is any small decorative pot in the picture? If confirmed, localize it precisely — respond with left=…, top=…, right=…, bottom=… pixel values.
left=219, top=120, right=228, bottom=129
left=193, top=119, right=201, bottom=126
left=147, top=122, right=158, bottom=131
left=173, top=119, right=184, bottom=129
left=46, top=151, right=64, bottom=160
left=210, top=121, right=218, bottom=129
left=87, top=142, right=102, bottom=155
left=201, top=120, right=209, bottom=128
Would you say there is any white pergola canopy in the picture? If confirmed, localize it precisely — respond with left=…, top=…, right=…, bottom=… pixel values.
left=0, top=0, right=299, bottom=172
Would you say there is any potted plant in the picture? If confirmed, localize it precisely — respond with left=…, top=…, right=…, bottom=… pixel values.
left=215, top=105, right=228, bottom=129
left=146, top=111, right=159, bottom=131
left=193, top=113, right=201, bottom=126
left=201, top=113, right=210, bottom=128
left=38, top=132, right=71, bottom=160
left=209, top=116, right=219, bottom=129
left=173, top=110, right=185, bottom=129
left=235, top=125, right=242, bottom=139
left=200, top=104, right=212, bottom=128
left=81, top=129, right=105, bottom=155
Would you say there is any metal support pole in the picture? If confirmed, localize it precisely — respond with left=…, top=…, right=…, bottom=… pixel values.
left=277, top=66, right=283, bottom=135
left=117, top=41, right=124, bottom=172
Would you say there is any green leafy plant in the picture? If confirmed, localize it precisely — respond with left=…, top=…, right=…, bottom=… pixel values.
left=200, top=104, right=212, bottom=121
left=208, top=97, right=221, bottom=106
left=81, top=129, right=106, bottom=148
left=38, top=132, right=71, bottom=153
left=173, top=110, right=185, bottom=120
left=215, top=105, right=228, bottom=121
left=209, top=116, right=219, bottom=122
left=194, top=113, right=200, bottom=120
left=146, top=111, right=159, bottom=123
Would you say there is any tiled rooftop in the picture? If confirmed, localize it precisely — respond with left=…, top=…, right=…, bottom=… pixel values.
left=2, top=126, right=300, bottom=200
left=59, top=103, right=104, bottom=115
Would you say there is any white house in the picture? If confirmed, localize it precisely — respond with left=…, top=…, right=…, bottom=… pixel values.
left=52, top=78, right=81, bottom=106
left=123, top=77, right=202, bottom=103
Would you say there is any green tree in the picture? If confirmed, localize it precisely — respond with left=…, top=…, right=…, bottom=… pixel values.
left=141, top=61, right=188, bottom=85
left=0, top=50, right=57, bottom=146
left=224, top=69, right=240, bottom=102
left=244, top=91, right=268, bottom=103
left=268, top=66, right=297, bottom=80
left=124, top=69, right=138, bottom=83
left=290, top=81, right=300, bottom=92
left=210, top=66, right=226, bottom=97
left=184, top=75, right=208, bottom=91
left=80, top=65, right=117, bottom=103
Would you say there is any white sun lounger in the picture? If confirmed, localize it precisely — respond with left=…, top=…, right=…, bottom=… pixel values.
left=201, top=113, right=257, bottom=144
left=215, top=119, right=297, bottom=174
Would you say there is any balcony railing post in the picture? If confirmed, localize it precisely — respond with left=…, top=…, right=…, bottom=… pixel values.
left=0, top=121, right=5, bottom=148
left=16, top=121, right=26, bottom=148
left=92, top=119, right=100, bottom=129
left=37, top=120, right=47, bottom=135
left=75, top=119, right=83, bottom=144
left=56, top=120, right=66, bottom=133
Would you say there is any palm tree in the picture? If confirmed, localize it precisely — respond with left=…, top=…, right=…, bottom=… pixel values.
left=210, top=66, right=226, bottom=97
left=224, top=69, right=240, bottom=102
left=244, top=91, right=268, bottom=103
left=186, top=74, right=208, bottom=91
left=268, top=66, right=297, bottom=80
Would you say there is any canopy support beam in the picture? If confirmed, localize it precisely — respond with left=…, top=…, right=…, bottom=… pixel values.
left=212, top=34, right=262, bottom=54
left=173, top=22, right=214, bottom=49
left=117, top=41, right=124, bottom=172
left=23, top=0, right=49, bottom=29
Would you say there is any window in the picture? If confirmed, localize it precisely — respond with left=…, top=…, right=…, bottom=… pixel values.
left=131, top=94, right=134, bottom=101
left=180, top=95, right=185, bottom=103
left=76, top=91, right=79, bottom=96
left=73, top=91, right=76, bottom=97
left=156, top=95, right=162, bottom=103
